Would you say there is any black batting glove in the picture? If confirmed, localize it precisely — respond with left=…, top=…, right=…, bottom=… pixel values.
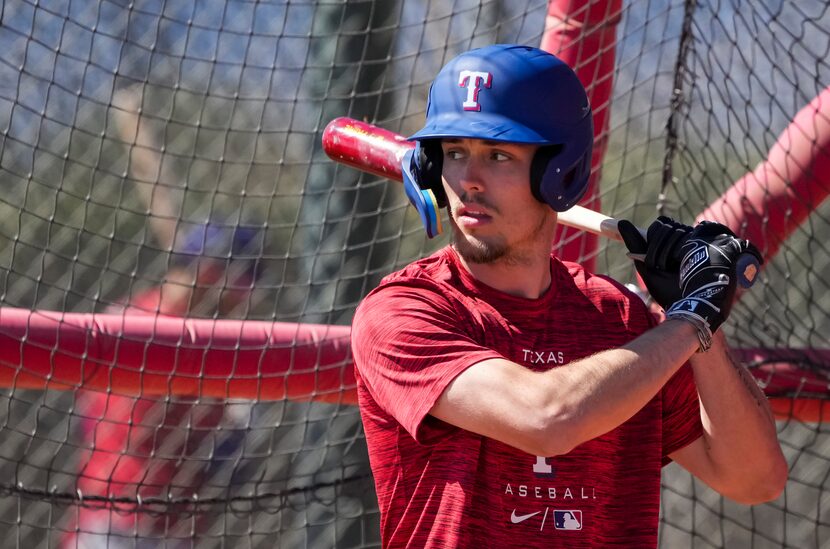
left=665, top=221, right=764, bottom=350
left=618, top=216, right=692, bottom=309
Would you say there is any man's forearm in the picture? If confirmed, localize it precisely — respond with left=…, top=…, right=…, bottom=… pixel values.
left=688, top=333, right=786, bottom=499
left=542, top=318, right=701, bottom=453
left=433, top=317, right=703, bottom=458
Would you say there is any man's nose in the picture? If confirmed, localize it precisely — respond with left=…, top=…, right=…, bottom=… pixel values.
left=459, top=156, right=485, bottom=193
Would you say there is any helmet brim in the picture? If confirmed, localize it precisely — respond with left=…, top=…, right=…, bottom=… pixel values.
left=408, top=112, right=568, bottom=145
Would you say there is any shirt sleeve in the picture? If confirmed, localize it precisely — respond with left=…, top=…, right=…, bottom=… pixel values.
left=661, top=362, right=703, bottom=464
left=351, top=278, right=503, bottom=444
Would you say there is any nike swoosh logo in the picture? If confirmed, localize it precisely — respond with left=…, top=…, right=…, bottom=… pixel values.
left=510, top=509, right=541, bottom=524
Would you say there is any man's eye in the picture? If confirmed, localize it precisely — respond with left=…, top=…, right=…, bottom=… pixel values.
left=492, top=152, right=510, bottom=161
left=445, top=150, right=463, bottom=160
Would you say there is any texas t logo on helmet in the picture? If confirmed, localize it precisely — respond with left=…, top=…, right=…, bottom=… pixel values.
left=458, top=70, right=492, bottom=111
left=402, top=44, right=594, bottom=238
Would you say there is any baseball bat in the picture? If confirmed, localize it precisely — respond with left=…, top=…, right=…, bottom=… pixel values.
left=321, top=117, right=625, bottom=242
left=321, top=117, right=759, bottom=288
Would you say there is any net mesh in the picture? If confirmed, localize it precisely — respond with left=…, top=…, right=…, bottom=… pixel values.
left=0, top=0, right=827, bottom=547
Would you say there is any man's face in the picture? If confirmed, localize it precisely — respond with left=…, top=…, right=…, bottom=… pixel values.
left=440, top=138, right=556, bottom=265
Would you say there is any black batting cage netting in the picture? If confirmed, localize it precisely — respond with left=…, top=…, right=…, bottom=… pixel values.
left=0, top=0, right=828, bottom=547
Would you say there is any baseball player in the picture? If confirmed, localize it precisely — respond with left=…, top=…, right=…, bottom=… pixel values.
left=350, top=44, right=786, bottom=548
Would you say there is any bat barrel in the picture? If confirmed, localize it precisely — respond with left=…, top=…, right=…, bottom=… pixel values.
left=322, top=117, right=413, bottom=181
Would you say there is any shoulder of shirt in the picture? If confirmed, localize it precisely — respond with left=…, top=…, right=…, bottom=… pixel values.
left=355, top=248, right=460, bottom=314
left=373, top=248, right=456, bottom=293
left=556, top=257, right=650, bottom=320
left=557, top=258, right=629, bottom=294
left=384, top=247, right=454, bottom=281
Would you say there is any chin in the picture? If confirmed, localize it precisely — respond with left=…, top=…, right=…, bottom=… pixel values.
left=451, top=230, right=507, bottom=265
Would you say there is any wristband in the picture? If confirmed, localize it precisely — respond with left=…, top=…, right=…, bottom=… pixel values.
left=665, top=309, right=713, bottom=353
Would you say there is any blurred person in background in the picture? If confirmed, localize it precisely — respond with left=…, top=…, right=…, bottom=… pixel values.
left=64, top=221, right=263, bottom=548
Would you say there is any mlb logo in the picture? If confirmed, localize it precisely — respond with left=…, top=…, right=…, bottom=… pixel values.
left=553, top=510, right=582, bottom=531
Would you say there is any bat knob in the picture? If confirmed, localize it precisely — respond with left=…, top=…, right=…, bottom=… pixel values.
left=736, top=253, right=760, bottom=288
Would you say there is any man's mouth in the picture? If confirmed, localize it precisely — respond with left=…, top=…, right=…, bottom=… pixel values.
left=455, top=205, right=492, bottom=226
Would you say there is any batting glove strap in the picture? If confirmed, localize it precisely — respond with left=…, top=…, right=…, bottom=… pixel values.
left=665, top=306, right=714, bottom=353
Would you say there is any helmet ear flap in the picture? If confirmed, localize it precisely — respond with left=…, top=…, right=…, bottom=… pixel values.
left=401, top=140, right=447, bottom=238
left=529, top=119, right=593, bottom=212
left=529, top=145, right=561, bottom=205
left=416, top=140, right=447, bottom=207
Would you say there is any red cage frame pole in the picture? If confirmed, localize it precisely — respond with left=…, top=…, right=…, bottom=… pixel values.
left=1, top=307, right=825, bottom=421
left=0, top=308, right=356, bottom=405
left=542, top=0, right=623, bottom=270
left=698, top=85, right=830, bottom=258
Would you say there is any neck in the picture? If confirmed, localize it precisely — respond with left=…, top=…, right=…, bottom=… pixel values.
left=454, top=246, right=553, bottom=300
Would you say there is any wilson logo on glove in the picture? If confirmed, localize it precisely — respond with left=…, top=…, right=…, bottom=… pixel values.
left=680, top=245, right=709, bottom=281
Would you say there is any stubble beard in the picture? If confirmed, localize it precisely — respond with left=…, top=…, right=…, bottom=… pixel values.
left=449, top=206, right=552, bottom=267
left=451, top=229, right=508, bottom=264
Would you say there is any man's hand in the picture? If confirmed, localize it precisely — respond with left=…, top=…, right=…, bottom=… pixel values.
left=665, top=222, right=764, bottom=347
left=618, top=216, right=692, bottom=309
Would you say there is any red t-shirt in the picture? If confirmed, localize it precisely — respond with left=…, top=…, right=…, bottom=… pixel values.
left=351, top=247, right=703, bottom=548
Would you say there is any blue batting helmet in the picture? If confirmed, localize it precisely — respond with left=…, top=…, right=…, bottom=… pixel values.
left=402, top=44, right=594, bottom=238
